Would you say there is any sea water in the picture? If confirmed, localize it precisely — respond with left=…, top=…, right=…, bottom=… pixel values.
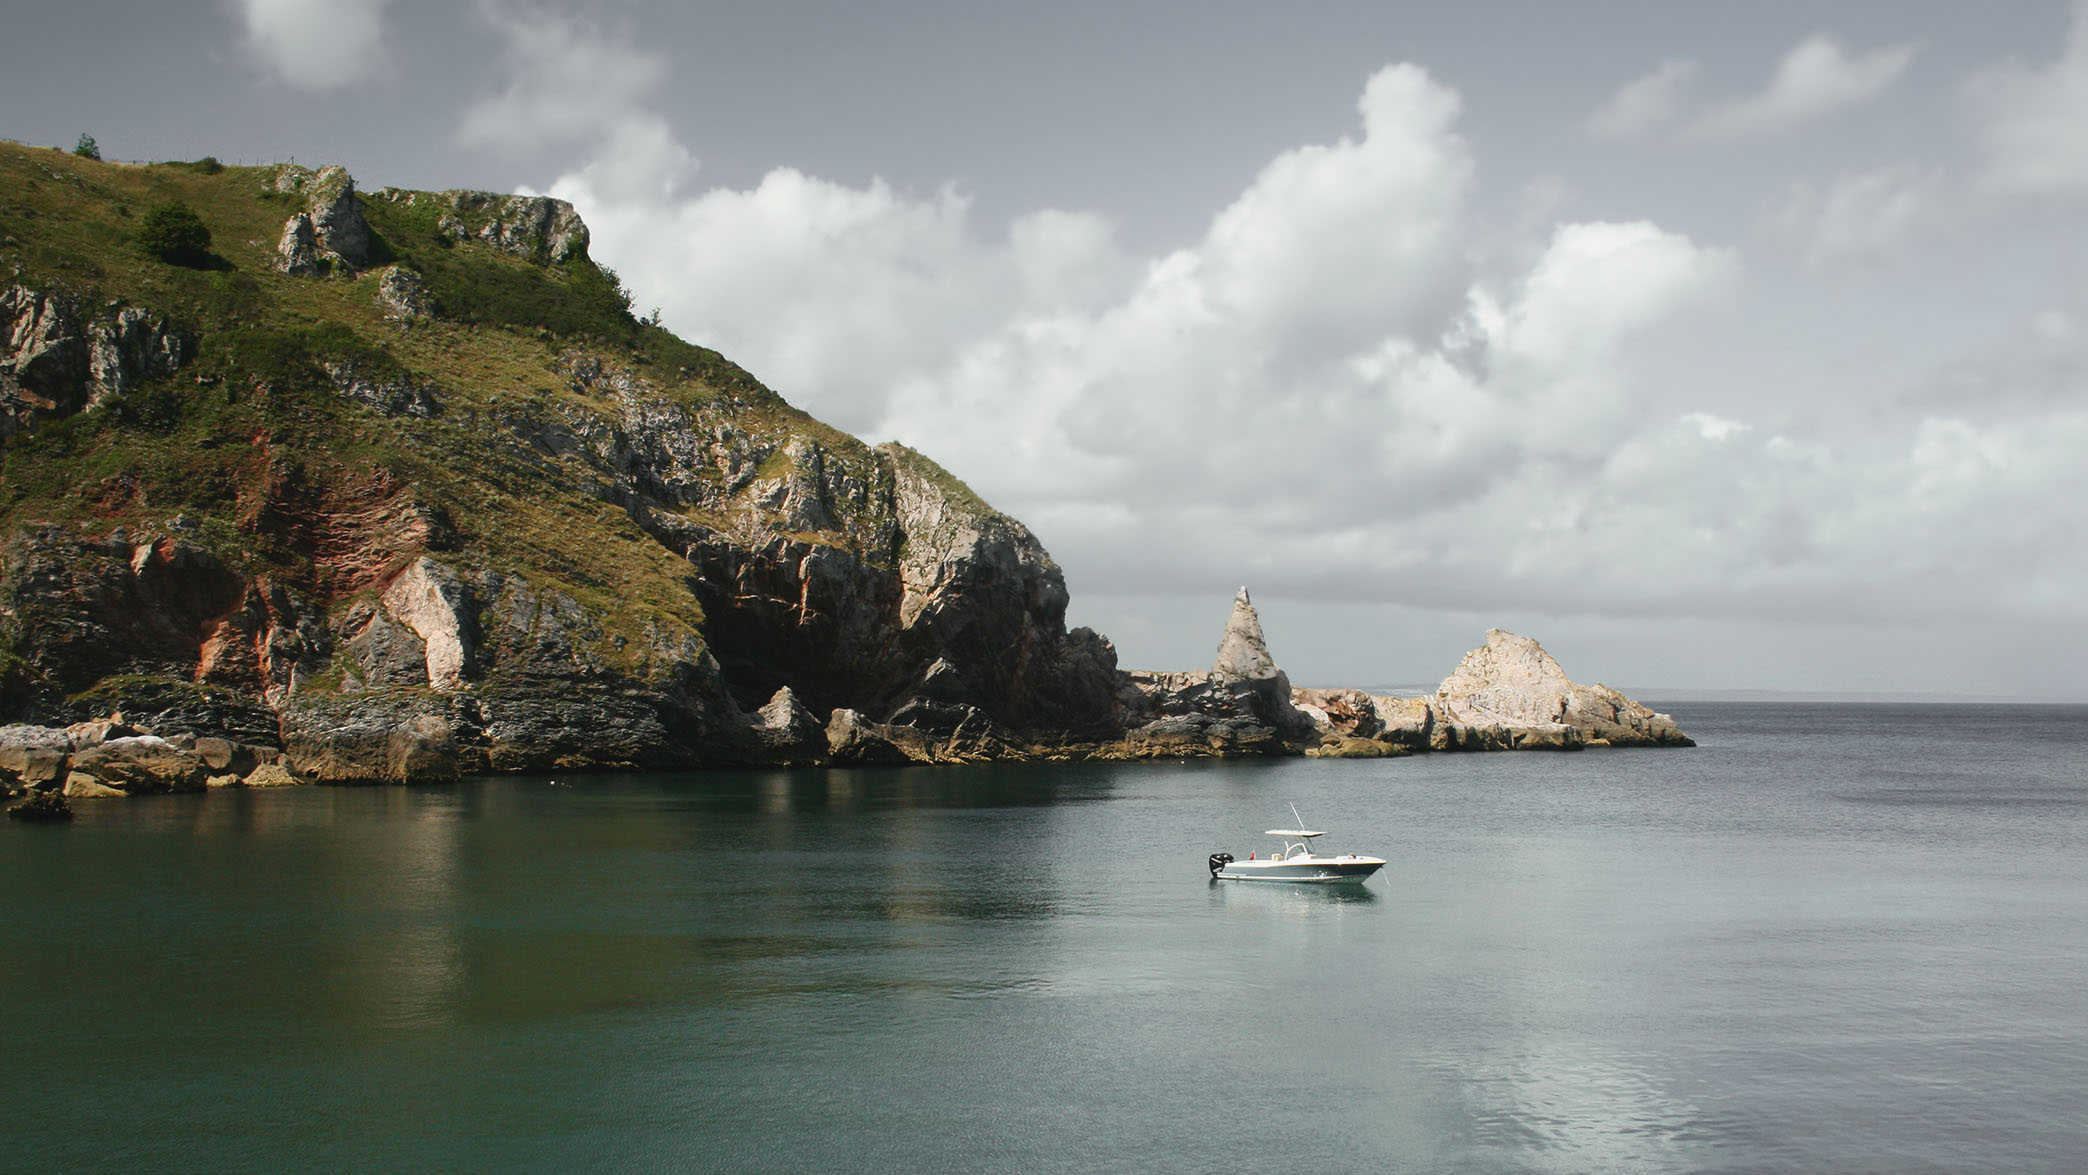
left=4, top=703, right=2085, bottom=1173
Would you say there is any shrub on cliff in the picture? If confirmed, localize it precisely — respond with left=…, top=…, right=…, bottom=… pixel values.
left=74, top=133, right=100, bottom=161
left=138, top=201, right=213, bottom=267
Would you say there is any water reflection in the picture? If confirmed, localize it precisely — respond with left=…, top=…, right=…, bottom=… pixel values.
left=1436, top=1048, right=1740, bottom=1171
left=1208, top=879, right=1381, bottom=915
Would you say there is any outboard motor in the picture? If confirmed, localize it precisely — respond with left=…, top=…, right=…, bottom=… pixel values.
left=1208, top=852, right=1234, bottom=878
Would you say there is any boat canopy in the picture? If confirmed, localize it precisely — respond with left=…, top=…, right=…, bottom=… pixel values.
left=1264, top=829, right=1324, bottom=838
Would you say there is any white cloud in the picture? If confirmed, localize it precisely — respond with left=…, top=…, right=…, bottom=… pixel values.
left=1682, top=412, right=1749, bottom=440
left=1688, top=35, right=1915, bottom=138
left=493, top=52, right=2088, bottom=643
left=234, top=0, right=393, bottom=90
left=1585, top=60, right=1697, bottom=140
left=1490, top=221, right=1733, bottom=374
left=554, top=165, right=1122, bottom=437
left=1966, top=6, right=2088, bottom=194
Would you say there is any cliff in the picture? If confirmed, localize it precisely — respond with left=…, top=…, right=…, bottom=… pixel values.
left=0, top=143, right=1117, bottom=787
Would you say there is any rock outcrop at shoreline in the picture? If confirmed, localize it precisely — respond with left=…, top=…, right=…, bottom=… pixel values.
left=0, top=718, right=291, bottom=801
left=0, top=573, right=1692, bottom=805
left=1115, top=588, right=1316, bottom=757
left=1291, top=628, right=1692, bottom=753
left=1113, top=593, right=1690, bottom=761
left=1432, top=628, right=1693, bottom=748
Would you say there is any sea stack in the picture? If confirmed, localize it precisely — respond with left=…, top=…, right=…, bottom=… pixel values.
left=1212, top=587, right=1283, bottom=683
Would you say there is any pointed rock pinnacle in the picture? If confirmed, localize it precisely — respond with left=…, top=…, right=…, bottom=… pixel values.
left=1212, top=586, right=1281, bottom=681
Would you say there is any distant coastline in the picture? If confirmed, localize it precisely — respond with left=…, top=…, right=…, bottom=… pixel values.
left=1622, top=689, right=2087, bottom=706
left=1334, top=685, right=2087, bottom=705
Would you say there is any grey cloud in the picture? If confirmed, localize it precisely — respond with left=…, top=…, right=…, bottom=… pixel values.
left=1585, top=60, right=1698, bottom=140
left=234, top=0, right=394, bottom=90
left=1686, top=35, right=1915, bottom=138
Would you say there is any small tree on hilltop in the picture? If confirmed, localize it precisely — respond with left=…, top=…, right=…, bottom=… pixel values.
left=74, top=133, right=100, bottom=160
left=138, top=201, right=212, bottom=266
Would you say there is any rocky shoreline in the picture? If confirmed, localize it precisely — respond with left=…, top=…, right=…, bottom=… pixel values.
left=5, top=585, right=1690, bottom=815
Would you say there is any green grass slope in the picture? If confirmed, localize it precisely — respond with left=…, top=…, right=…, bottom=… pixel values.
left=0, top=141, right=892, bottom=683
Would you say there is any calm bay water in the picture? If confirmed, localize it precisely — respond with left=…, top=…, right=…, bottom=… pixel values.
left=4, top=703, right=2086, bottom=1173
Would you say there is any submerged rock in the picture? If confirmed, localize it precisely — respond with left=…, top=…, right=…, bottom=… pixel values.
left=6, top=787, right=71, bottom=821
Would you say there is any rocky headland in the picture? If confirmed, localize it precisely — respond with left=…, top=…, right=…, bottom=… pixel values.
left=0, top=143, right=1687, bottom=811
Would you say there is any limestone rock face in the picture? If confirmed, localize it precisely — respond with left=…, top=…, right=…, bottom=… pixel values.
left=825, top=708, right=912, bottom=765
left=89, top=306, right=190, bottom=401
left=1306, top=736, right=1407, bottom=759
left=1212, top=587, right=1281, bottom=682
left=242, top=762, right=299, bottom=788
left=0, top=724, right=73, bottom=786
left=66, top=735, right=210, bottom=794
left=341, top=605, right=430, bottom=691
left=273, top=165, right=372, bottom=275
left=380, top=558, right=476, bottom=690
left=64, top=717, right=139, bottom=748
left=1116, top=671, right=1287, bottom=756
left=438, top=191, right=590, bottom=263
left=63, top=773, right=126, bottom=799
left=307, top=166, right=371, bottom=269
left=279, top=698, right=458, bottom=784
left=2, top=286, right=189, bottom=442
left=1290, top=688, right=1437, bottom=751
left=275, top=213, right=323, bottom=277
left=373, top=265, right=431, bottom=321
left=1117, top=586, right=1316, bottom=756
left=753, top=686, right=826, bottom=763
left=323, top=359, right=440, bottom=418
left=191, top=736, right=267, bottom=776
left=1436, top=629, right=1692, bottom=748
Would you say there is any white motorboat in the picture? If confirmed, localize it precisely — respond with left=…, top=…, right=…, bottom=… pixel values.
left=1208, top=815, right=1384, bottom=884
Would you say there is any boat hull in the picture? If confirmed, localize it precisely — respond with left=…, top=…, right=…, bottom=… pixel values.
left=1214, top=857, right=1384, bottom=884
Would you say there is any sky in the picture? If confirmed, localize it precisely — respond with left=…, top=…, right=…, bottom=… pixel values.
left=6, top=0, right=2088, bottom=698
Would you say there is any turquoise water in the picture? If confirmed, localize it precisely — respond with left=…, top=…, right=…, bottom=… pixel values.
left=4, top=704, right=2086, bottom=1172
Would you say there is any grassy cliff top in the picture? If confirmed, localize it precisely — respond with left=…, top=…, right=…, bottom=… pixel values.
left=0, top=140, right=965, bottom=672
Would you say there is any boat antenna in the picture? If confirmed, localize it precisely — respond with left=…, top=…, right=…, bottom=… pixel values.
left=1290, top=802, right=1305, bottom=830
